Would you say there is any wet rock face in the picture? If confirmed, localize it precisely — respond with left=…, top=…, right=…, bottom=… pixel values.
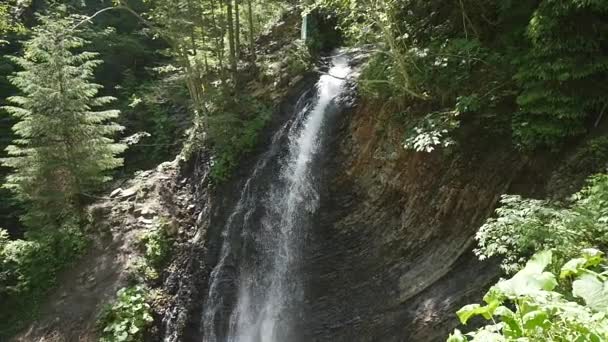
left=297, top=101, right=555, bottom=341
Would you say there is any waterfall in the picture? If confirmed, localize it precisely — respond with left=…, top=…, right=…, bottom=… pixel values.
left=201, top=52, right=352, bottom=342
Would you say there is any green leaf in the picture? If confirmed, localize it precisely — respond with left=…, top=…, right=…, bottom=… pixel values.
left=582, top=248, right=604, bottom=267
left=469, top=329, right=506, bottom=342
left=117, top=331, right=128, bottom=341
left=572, top=274, right=608, bottom=312
left=483, top=287, right=505, bottom=308
left=561, top=258, right=586, bottom=279
left=456, top=304, right=493, bottom=325
left=524, top=250, right=553, bottom=274
left=129, top=324, right=140, bottom=334
left=522, top=309, right=549, bottom=330
left=536, top=272, right=558, bottom=291
left=495, top=306, right=522, bottom=337
left=497, top=250, right=556, bottom=296
left=446, top=329, right=467, bottom=342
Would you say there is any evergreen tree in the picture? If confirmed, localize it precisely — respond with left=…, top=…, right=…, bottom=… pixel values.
left=2, top=15, right=126, bottom=225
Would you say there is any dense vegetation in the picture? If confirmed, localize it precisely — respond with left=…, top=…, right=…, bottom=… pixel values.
left=0, top=0, right=301, bottom=338
left=0, top=0, right=607, bottom=340
left=447, top=173, right=608, bottom=341
left=313, top=0, right=608, bottom=151
left=450, top=249, right=608, bottom=341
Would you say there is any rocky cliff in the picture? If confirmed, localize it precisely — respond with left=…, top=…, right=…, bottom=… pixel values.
left=168, top=63, right=604, bottom=342
left=295, top=99, right=601, bottom=341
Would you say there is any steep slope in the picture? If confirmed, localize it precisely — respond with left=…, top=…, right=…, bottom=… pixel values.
left=12, top=162, right=199, bottom=342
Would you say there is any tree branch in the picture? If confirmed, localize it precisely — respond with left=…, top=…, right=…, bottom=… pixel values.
left=71, top=7, right=116, bottom=30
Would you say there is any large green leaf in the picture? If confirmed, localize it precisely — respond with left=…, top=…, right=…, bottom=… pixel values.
left=522, top=309, right=549, bottom=330
left=524, top=250, right=553, bottom=274
left=456, top=304, right=493, bottom=325
left=496, top=250, right=557, bottom=297
left=572, top=274, right=608, bottom=312
left=561, top=258, right=587, bottom=279
left=470, top=329, right=506, bottom=342
left=562, top=249, right=605, bottom=279
left=581, top=248, right=604, bottom=267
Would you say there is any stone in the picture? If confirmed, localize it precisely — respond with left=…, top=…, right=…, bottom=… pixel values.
left=121, top=186, right=138, bottom=198
left=138, top=217, right=154, bottom=226
left=133, top=205, right=143, bottom=215
left=110, top=188, right=123, bottom=198
left=141, top=206, right=156, bottom=217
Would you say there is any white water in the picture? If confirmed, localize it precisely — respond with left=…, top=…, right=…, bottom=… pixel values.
left=202, top=53, right=351, bottom=342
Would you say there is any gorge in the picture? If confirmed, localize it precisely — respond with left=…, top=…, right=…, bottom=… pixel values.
left=2, top=2, right=608, bottom=342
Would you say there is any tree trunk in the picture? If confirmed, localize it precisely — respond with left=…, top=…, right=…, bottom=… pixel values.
left=235, top=0, right=241, bottom=60
left=247, top=0, right=255, bottom=61
left=195, top=0, right=209, bottom=73
left=210, top=0, right=224, bottom=73
left=225, top=0, right=238, bottom=85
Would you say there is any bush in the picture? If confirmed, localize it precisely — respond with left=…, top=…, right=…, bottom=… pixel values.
left=475, top=174, right=608, bottom=274
left=0, top=223, right=88, bottom=338
left=98, top=285, right=153, bottom=342
left=285, top=40, right=312, bottom=77
left=513, top=0, right=608, bottom=148
left=208, top=95, right=272, bottom=183
left=133, top=219, right=173, bottom=281
left=359, top=53, right=400, bottom=101
left=449, top=249, right=608, bottom=341
left=403, top=110, right=459, bottom=153
left=316, top=0, right=608, bottom=151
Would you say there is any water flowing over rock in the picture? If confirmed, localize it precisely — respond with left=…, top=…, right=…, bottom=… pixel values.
left=201, top=52, right=354, bottom=342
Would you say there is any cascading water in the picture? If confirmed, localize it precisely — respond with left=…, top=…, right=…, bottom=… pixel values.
left=201, top=52, right=352, bottom=342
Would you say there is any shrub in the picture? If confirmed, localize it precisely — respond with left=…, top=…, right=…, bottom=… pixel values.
left=133, top=219, right=173, bottom=281
left=448, top=249, right=608, bottom=341
left=285, top=40, right=312, bottom=77
left=513, top=0, right=608, bottom=148
left=0, top=223, right=88, bottom=338
left=359, top=53, right=400, bottom=101
left=403, top=110, right=459, bottom=153
left=475, top=174, right=608, bottom=274
left=98, top=285, right=153, bottom=342
left=208, top=95, right=272, bottom=183
left=316, top=0, right=608, bottom=151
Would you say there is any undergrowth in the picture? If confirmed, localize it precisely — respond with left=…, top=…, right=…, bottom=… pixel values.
left=132, top=218, right=173, bottom=281
left=0, top=221, right=88, bottom=339
left=97, top=285, right=153, bottom=342
left=208, top=94, right=273, bottom=183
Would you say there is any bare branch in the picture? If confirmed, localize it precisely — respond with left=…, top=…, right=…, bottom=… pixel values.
left=71, top=7, right=116, bottom=30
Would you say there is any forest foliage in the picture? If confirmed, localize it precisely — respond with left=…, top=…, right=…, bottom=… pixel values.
left=312, top=0, right=608, bottom=151
left=449, top=172, right=608, bottom=341
left=3, top=15, right=126, bottom=225
left=0, top=0, right=299, bottom=338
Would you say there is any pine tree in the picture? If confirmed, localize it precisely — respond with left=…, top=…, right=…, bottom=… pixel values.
left=2, top=15, right=126, bottom=225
